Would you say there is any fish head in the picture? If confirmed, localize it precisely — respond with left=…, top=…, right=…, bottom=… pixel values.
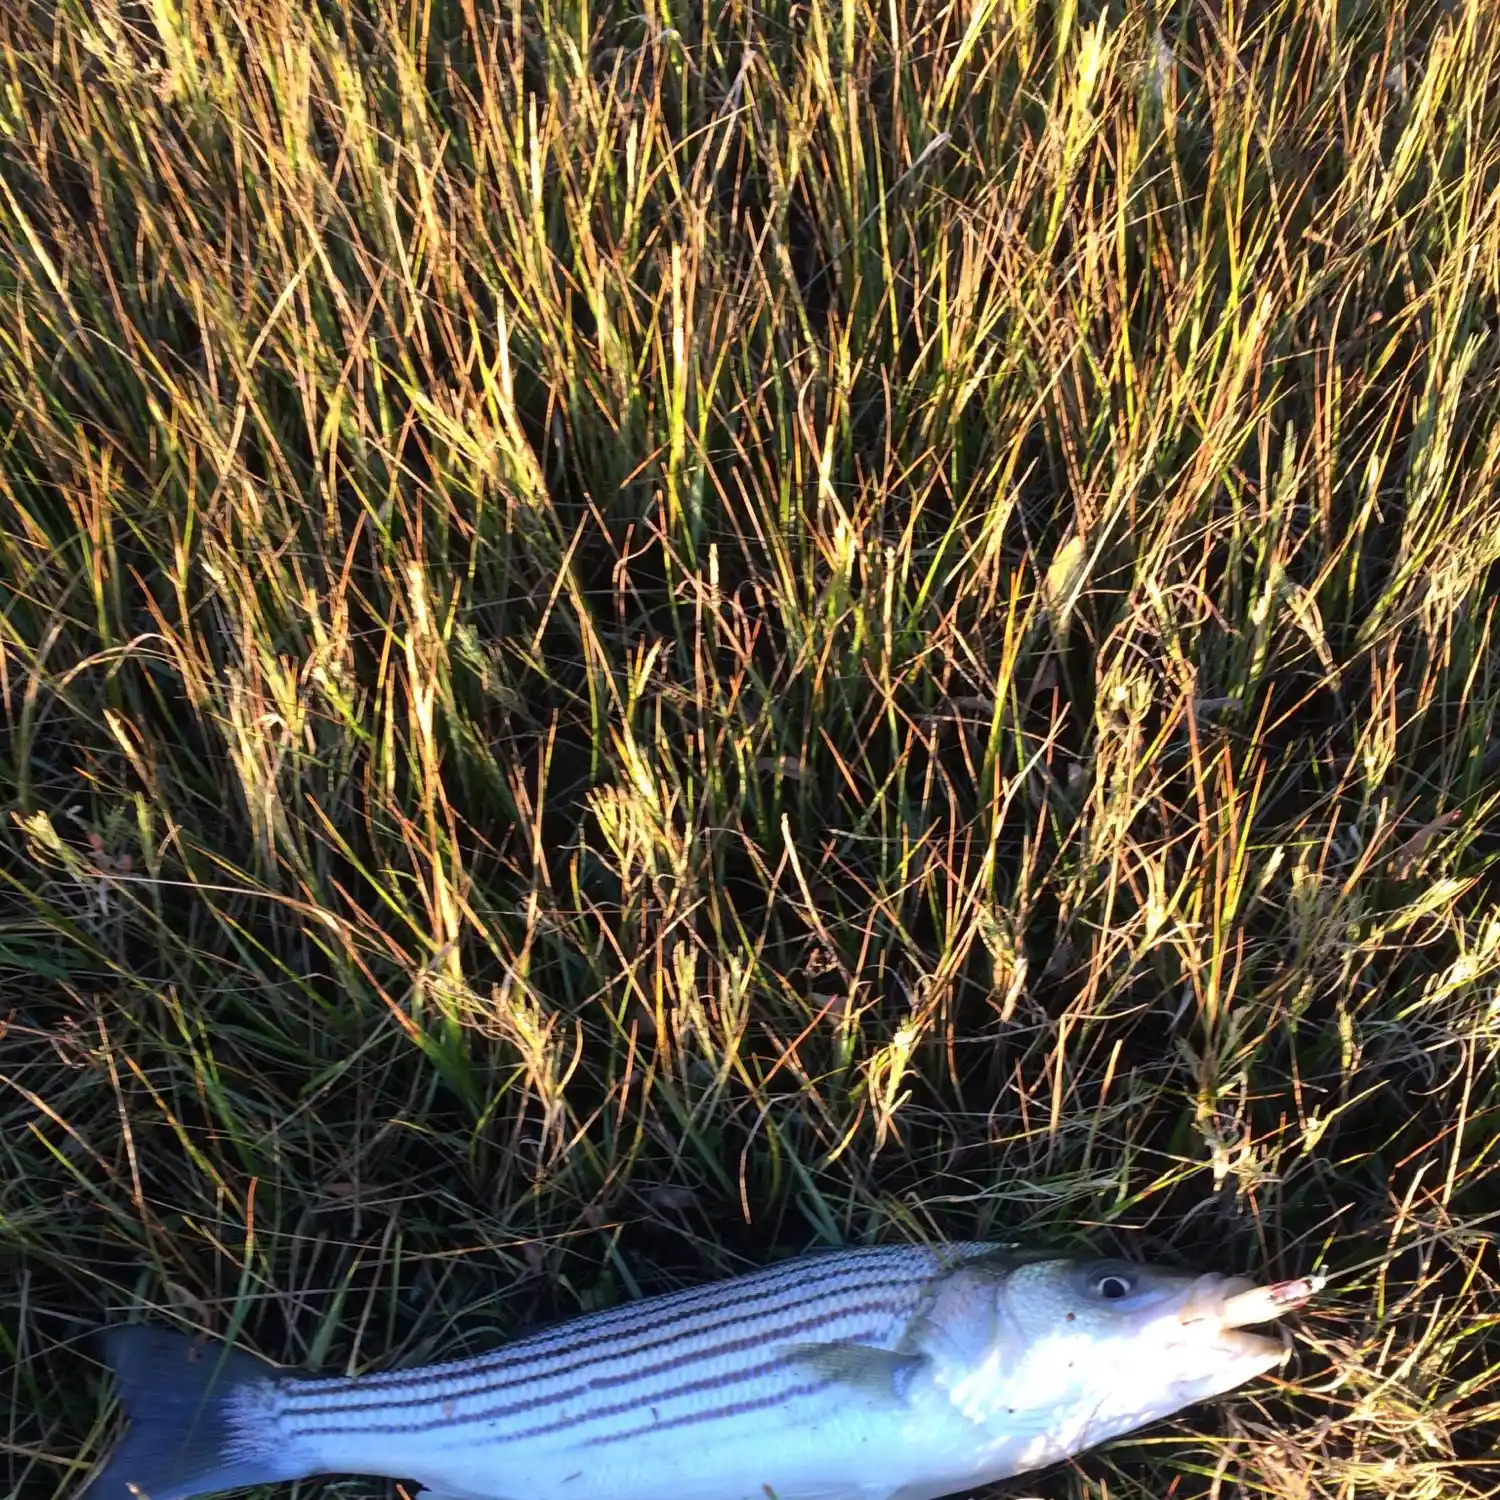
left=920, top=1254, right=1320, bottom=1464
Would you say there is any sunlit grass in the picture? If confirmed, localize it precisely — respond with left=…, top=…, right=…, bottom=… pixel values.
left=2, top=0, right=1499, bottom=1497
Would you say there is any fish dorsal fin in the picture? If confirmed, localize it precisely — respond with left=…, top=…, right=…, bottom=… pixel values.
left=782, top=1342, right=927, bottom=1401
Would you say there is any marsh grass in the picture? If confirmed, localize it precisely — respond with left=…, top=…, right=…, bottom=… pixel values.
left=2, top=0, right=1499, bottom=1495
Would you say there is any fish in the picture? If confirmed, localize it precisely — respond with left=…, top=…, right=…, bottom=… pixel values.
left=83, top=1242, right=1323, bottom=1500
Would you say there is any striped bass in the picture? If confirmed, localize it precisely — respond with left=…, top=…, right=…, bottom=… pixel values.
left=85, top=1242, right=1322, bottom=1500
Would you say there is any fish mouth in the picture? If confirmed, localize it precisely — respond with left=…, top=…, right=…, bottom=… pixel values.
left=1178, top=1272, right=1324, bottom=1363
left=1212, top=1326, right=1290, bottom=1363
left=1218, top=1274, right=1326, bottom=1327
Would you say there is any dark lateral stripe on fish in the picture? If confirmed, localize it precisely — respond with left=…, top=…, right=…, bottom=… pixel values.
left=286, top=1301, right=899, bottom=1436
left=282, top=1264, right=925, bottom=1418
left=284, top=1251, right=916, bottom=1408
left=292, top=1242, right=924, bottom=1392
left=505, top=1359, right=848, bottom=1446
left=285, top=1303, right=899, bottom=1438
left=578, top=1377, right=830, bottom=1448
left=280, top=1267, right=904, bottom=1416
left=333, top=1284, right=906, bottom=1419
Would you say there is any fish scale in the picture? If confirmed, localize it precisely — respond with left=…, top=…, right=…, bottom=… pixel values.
left=83, top=1242, right=1321, bottom=1500
left=277, top=1244, right=965, bottom=1467
left=278, top=1245, right=957, bottom=1430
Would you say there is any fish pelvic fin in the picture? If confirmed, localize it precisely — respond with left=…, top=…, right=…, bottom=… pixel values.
left=86, top=1325, right=314, bottom=1500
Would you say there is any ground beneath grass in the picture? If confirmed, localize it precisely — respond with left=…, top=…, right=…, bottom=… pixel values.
left=2, top=1, right=1498, bottom=1497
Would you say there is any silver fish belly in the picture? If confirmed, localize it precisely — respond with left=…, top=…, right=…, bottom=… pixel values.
left=84, top=1241, right=1320, bottom=1500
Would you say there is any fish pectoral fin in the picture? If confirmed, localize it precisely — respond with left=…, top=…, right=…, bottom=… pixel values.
left=781, top=1342, right=927, bottom=1401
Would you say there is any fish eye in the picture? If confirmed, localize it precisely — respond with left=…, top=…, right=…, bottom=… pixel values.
left=1092, top=1271, right=1136, bottom=1300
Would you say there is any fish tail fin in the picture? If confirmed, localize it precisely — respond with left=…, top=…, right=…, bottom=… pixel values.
left=87, top=1325, right=315, bottom=1500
